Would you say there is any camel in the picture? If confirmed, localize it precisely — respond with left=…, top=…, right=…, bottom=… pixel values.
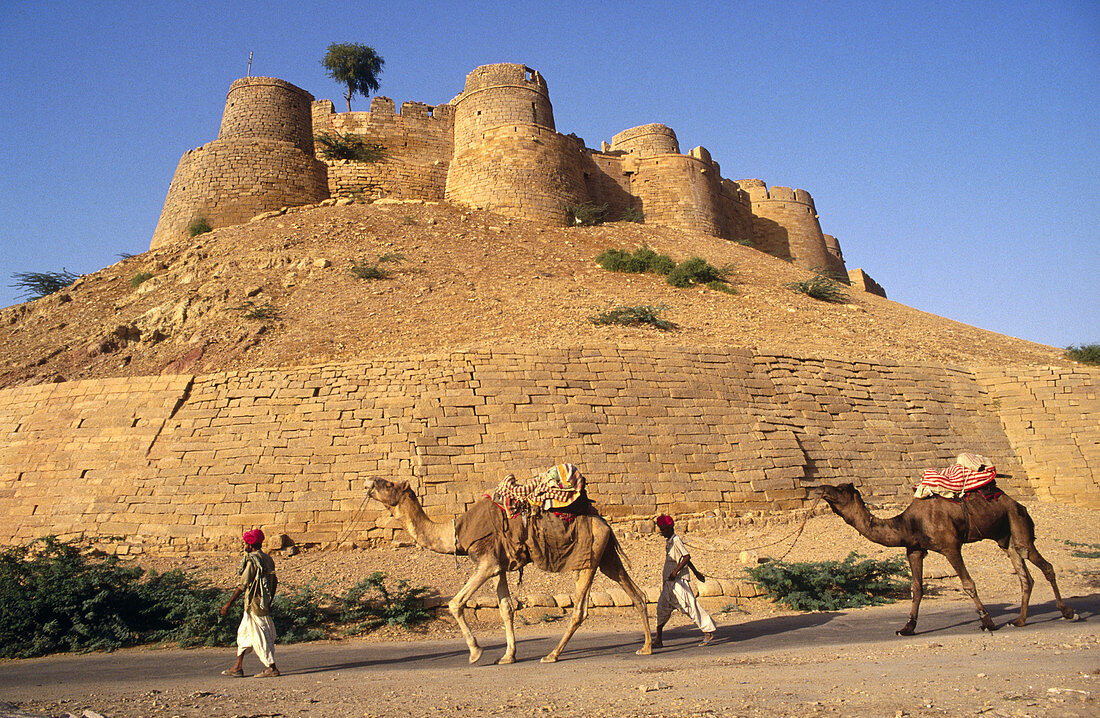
left=364, top=477, right=653, bottom=664
left=816, top=483, right=1076, bottom=635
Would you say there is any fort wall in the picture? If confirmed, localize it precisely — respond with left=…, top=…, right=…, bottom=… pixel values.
left=4, top=348, right=1093, bottom=554
left=151, top=63, right=871, bottom=291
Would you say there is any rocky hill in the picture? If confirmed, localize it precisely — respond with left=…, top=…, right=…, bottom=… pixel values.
left=0, top=199, right=1068, bottom=389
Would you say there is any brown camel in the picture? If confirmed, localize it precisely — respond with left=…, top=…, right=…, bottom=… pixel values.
left=365, top=477, right=653, bottom=664
left=816, top=483, right=1076, bottom=635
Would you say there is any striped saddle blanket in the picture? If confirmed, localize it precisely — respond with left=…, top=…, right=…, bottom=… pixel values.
left=915, top=453, right=997, bottom=499
left=488, top=463, right=587, bottom=519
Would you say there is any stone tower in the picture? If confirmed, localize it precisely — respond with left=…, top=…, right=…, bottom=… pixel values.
left=444, top=63, right=587, bottom=225
left=736, top=180, right=834, bottom=273
left=150, top=77, right=329, bottom=249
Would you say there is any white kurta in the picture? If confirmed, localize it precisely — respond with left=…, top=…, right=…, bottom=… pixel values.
left=237, top=610, right=277, bottom=666
left=657, top=534, right=716, bottom=632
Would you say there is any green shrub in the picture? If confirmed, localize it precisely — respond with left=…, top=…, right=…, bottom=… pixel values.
left=619, top=207, right=645, bottom=223
left=315, top=132, right=387, bottom=162
left=1065, top=344, right=1100, bottom=365
left=666, top=257, right=732, bottom=289
left=273, top=583, right=332, bottom=643
left=1063, top=540, right=1100, bottom=559
left=594, top=245, right=675, bottom=275
left=786, top=271, right=847, bottom=303
left=188, top=217, right=212, bottom=237
left=10, top=269, right=80, bottom=300
left=706, top=280, right=738, bottom=295
left=746, top=551, right=908, bottom=611
left=590, top=304, right=676, bottom=331
left=351, top=253, right=405, bottom=280
left=338, top=571, right=432, bottom=633
left=566, top=202, right=609, bottom=226
left=130, top=272, right=153, bottom=289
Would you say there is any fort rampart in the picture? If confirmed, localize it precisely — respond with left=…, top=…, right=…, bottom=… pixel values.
left=151, top=64, right=876, bottom=287
left=2, top=349, right=1094, bottom=554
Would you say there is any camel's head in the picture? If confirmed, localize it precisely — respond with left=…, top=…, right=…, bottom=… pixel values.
left=365, top=477, right=412, bottom=508
left=815, top=483, right=861, bottom=515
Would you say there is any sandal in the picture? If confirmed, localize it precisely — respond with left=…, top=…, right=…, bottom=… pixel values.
left=254, top=667, right=281, bottom=677
left=221, top=668, right=244, bottom=677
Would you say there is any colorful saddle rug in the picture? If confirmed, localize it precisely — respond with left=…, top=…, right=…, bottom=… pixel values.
left=488, top=463, right=587, bottom=519
left=915, top=453, right=997, bottom=499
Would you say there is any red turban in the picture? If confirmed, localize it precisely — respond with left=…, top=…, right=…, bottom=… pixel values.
left=655, top=514, right=674, bottom=528
left=242, top=529, right=264, bottom=546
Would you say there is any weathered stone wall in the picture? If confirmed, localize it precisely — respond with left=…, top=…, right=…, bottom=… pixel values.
left=628, top=154, right=726, bottom=237
left=610, top=124, right=681, bottom=157
left=974, top=366, right=1100, bottom=508
left=4, top=347, right=1091, bottom=555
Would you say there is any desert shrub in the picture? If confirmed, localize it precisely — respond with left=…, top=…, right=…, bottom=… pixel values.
left=351, top=253, right=404, bottom=280
left=566, top=202, right=608, bottom=226
left=231, top=300, right=277, bottom=320
left=590, top=304, right=676, bottom=331
left=706, top=280, right=738, bottom=295
left=338, top=572, right=432, bottom=633
left=315, top=132, right=387, bottom=162
left=1065, top=344, right=1100, bottom=365
left=10, top=269, right=80, bottom=300
left=130, top=272, right=153, bottom=288
left=1064, top=540, right=1100, bottom=559
left=0, top=537, right=348, bottom=657
left=666, top=257, right=732, bottom=289
left=187, top=217, right=212, bottom=237
left=786, top=271, right=847, bottom=303
left=746, top=552, right=908, bottom=611
left=619, top=207, right=645, bottom=223
left=272, top=583, right=333, bottom=643
left=594, top=245, right=675, bottom=275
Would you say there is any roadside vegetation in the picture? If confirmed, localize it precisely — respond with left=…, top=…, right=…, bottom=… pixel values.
left=0, top=537, right=433, bottom=659
left=1065, top=344, right=1100, bottom=365
left=589, top=304, right=676, bottom=331
left=746, top=552, right=908, bottom=611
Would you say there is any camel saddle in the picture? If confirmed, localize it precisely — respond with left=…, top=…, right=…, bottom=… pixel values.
left=487, top=463, right=589, bottom=519
left=915, top=453, right=997, bottom=500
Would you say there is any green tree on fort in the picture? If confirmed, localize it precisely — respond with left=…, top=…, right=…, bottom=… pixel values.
left=321, top=43, right=385, bottom=112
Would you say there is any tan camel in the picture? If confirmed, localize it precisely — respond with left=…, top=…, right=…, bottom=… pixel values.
left=365, top=477, right=653, bottom=664
left=816, top=483, right=1076, bottom=635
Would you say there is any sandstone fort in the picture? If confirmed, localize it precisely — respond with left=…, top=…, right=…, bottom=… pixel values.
left=0, top=63, right=1094, bottom=555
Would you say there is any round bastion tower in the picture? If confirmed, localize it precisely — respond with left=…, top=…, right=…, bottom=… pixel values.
left=150, top=77, right=329, bottom=249
left=445, top=63, right=587, bottom=225
left=736, top=180, right=835, bottom=274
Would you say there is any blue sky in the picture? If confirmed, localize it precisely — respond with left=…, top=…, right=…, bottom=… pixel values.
left=1, top=1, right=1096, bottom=349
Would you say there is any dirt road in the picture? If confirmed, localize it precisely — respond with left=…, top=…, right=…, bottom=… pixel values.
left=1, top=594, right=1095, bottom=718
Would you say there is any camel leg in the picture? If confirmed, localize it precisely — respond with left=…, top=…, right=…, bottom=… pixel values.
left=1024, top=543, right=1077, bottom=621
left=541, top=566, right=599, bottom=663
left=941, top=548, right=997, bottom=631
left=897, top=548, right=926, bottom=636
left=492, top=572, right=517, bottom=664
left=600, top=546, right=653, bottom=655
left=1001, top=543, right=1034, bottom=627
left=448, top=557, right=499, bottom=664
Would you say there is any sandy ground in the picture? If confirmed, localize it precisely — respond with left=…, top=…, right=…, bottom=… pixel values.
left=0, top=499, right=1096, bottom=718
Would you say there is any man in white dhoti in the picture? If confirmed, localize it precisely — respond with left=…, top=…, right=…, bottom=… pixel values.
left=654, top=514, right=716, bottom=648
left=220, top=529, right=280, bottom=677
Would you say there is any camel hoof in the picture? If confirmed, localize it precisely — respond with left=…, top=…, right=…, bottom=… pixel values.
left=1063, top=610, right=1078, bottom=622
left=1011, top=619, right=1026, bottom=628
left=497, top=655, right=515, bottom=665
left=636, top=647, right=652, bottom=656
left=540, top=655, right=558, bottom=664
left=468, top=647, right=483, bottom=664
left=896, top=628, right=915, bottom=637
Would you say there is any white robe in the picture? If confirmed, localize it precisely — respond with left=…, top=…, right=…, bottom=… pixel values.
left=237, top=610, right=276, bottom=666
left=657, top=534, right=716, bottom=633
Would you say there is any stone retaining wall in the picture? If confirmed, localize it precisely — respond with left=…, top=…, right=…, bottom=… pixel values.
left=1, top=348, right=1094, bottom=554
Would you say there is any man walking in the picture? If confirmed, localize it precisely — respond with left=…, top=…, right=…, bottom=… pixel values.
left=654, top=514, right=716, bottom=648
left=221, top=529, right=280, bottom=677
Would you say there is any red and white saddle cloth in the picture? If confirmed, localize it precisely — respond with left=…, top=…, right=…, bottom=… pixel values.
left=915, top=453, right=997, bottom=499
left=488, top=463, right=586, bottom=519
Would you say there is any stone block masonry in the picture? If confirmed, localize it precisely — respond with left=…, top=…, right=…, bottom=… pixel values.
left=2, top=348, right=1093, bottom=554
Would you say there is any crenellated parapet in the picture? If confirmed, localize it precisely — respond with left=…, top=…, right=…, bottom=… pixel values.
left=150, top=63, right=878, bottom=293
